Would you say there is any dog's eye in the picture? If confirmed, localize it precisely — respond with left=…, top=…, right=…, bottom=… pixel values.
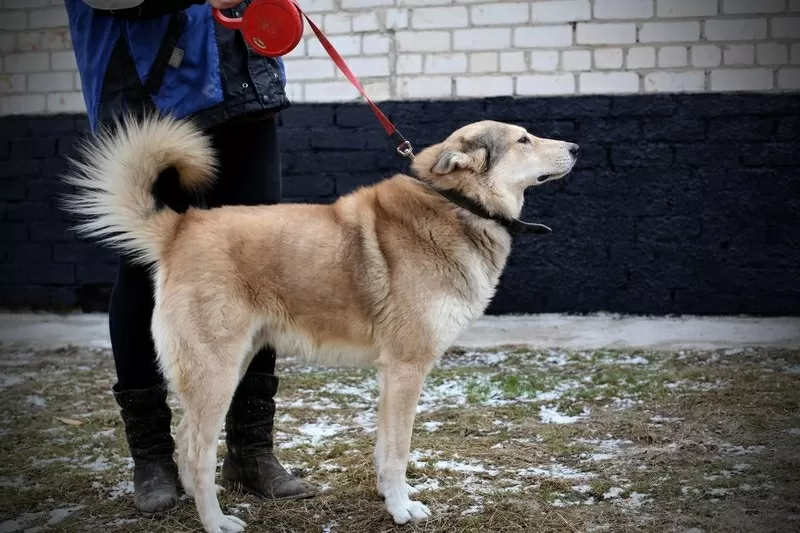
left=518, top=136, right=530, bottom=144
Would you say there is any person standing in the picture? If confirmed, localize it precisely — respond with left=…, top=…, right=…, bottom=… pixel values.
left=64, top=0, right=317, bottom=516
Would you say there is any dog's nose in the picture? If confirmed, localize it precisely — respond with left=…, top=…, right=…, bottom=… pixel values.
left=568, top=143, right=580, bottom=156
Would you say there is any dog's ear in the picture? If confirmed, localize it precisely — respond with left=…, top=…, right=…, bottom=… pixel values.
left=431, top=150, right=472, bottom=175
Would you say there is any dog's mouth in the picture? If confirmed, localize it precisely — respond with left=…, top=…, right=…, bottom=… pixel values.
left=537, top=172, right=567, bottom=183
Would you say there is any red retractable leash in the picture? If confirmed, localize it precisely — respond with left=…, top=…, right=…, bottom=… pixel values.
left=212, top=0, right=414, bottom=159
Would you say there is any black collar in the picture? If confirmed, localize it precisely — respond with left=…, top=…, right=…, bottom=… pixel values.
left=409, top=176, right=552, bottom=236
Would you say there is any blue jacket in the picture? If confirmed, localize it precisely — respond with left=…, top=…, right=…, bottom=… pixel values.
left=64, top=0, right=290, bottom=131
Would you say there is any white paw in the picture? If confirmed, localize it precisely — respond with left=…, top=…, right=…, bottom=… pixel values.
left=386, top=498, right=431, bottom=525
left=379, top=482, right=419, bottom=498
left=220, top=514, right=246, bottom=532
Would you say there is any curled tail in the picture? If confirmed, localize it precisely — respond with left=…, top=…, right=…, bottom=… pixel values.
left=62, top=113, right=217, bottom=266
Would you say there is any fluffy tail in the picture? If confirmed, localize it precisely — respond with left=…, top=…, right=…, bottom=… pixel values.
left=62, top=113, right=217, bottom=266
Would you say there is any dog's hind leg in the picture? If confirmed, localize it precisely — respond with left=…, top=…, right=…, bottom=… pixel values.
left=375, top=356, right=432, bottom=524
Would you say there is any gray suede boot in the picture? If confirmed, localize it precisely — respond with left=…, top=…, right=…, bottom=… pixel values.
left=221, top=373, right=317, bottom=500
left=112, top=383, right=180, bottom=516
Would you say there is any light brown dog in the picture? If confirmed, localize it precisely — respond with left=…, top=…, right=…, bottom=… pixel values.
left=63, top=113, right=578, bottom=533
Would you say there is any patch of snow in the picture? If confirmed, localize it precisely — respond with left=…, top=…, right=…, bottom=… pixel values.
left=82, top=456, right=112, bottom=472
left=94, top=429, right=115, bottom=439
left=422, top=421, right=442, bottom=432
left=786, top=428, right=800, bottom=436
left=618, top=491, right=650, bottom=508
left=432, top=460, right=498, bottom=476
left=721, top=443, right=765, bottom=456
left=539, top=405, right=589, bottom=424
left=25, top=395, right=46, bottom=407
left=276, top=413, right=297, bottom=424
left=611, top=398, right=642, bottom=410
left=603, top=487, right=624, bottom=499
left=518, top=464, right=596, bottom=481
left=286, top=418, right=350, bottom=447
left=46, top=506, right=83, bottom=526
left=109, top=480, right=134, bottom=499
left=106, top=518, right=139, bottom=528
left=615, top=356, right=650, bottom=365
left=353, top=410, right=376, bottom=433
left=412, top=478, right=441, bottom=492
left=649, top=415, right=684, bottom=423
left=0, top=375, right=23, bottom=390
left=709, top=487, right=732, bottom=496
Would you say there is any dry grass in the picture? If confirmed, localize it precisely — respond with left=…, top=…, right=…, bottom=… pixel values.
left=1, top=343, right=799, bottom=533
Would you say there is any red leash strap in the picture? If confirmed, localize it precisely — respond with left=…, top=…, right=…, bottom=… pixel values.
left=298, top=9, right=414, bottom=159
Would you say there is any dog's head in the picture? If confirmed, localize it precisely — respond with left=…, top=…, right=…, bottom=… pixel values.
left=412, top=120, right=579, bottom=220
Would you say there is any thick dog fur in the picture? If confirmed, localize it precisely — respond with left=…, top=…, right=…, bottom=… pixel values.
left=62, top=113, right=578, bottom=533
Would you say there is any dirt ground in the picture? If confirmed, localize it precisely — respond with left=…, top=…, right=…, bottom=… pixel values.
left=0, top=343, right=798, bottom=533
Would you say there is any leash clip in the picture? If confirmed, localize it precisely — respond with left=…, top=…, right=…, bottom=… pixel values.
left=396, top=140, right=414, bottom=159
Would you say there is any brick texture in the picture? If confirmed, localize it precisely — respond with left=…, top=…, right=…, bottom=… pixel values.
left=2, top=2, right=799, bottom=108
left=2, top=93, right=799, bottom=316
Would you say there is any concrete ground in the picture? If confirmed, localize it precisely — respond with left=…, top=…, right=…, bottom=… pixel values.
left=0, top=311, right=798, bottom=351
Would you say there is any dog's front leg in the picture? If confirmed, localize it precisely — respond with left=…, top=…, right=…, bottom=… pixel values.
left=375, top=361, right=431, bottom=524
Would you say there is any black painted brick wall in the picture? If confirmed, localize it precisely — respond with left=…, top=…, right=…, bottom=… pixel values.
left=1, top=93, right=799, bottom=315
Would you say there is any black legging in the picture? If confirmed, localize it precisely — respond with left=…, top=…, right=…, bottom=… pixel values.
left=109, top=116, right=282, bottom=392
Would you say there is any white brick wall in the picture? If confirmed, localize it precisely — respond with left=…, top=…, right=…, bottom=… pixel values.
left=1, top=0, right=798, bottom=114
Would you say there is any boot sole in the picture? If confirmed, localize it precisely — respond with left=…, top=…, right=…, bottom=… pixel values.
left=221, top=478, right=318, bottom=501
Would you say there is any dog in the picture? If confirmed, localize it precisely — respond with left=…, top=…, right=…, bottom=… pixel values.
left=62, top=113, right=578, bottom=533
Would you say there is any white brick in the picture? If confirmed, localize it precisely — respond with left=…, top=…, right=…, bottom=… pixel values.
left=706, top=19, right=768, bottom=41
left=644, top=71, right=705, bottom=92
left=283, top=82, right=303, bottom=102
left=4, top=52, right=49, bottom=73
left=47, top=92, right=86, bottom=113
left=455, top=76, right=513, bottom=97
left=470, top=3, right=529, bottom=26
left=772, top=17, right=800, bottom=38
left=594, top=48, right=623, bottom=69
left=0, top=34, right=16, bottom=54
left=5, top=0, right=49, bottom=7
left=723, top=44, right=755, bottom=65
left=594, top=0, right=654, bottom=19
left=399, top=0, right=449, bottom=5
left=340, top=57, right=390, bottom=78
left=323, top=13, right=351, bottom=34
left=425, top=53, right=468, bottom=74
left=17, top=32, right=42, bottom=53
left=0, top=74, right=26, bottom=93
left=531, top=0, right=591, bottom=22
left=285, top=38, right=306, bottom=58
left=0, top=11, right=27, bottom=31
left=579, top=72, right=639, bottom=94
left=285, top=59, right=336, bottom=80
left=304, top=81, right=358, bottom=102
left=341, top=0, right=392, bottom=8
left=397, top=76, right=452, bottom=98
left=300, top=0, right=335, bottom=12
left=41, top=29, right=72, bottom=50
left=500, top=51, right=526, bottom=72
left=658, top=46, right=687, bottom=67
left=791, top=43, right=800, bottom=64
left=384, top=9, right=409, bottom=30
left=576, top=23, right=636, bottom=45
left=710, top=68, right=773, bottom=91
left=29, top=8, right=68, bottom=29
left=307, top=36, right=360, bottom=57
left=563, top=50, right=592, bottom=71
left=455, top=28, right=511, bottom=50
left=470, top=52, right=498, bottom=73
left=515, top=25, right=572, bottom=47
left=656, top=0, right=718, bottom=17
left=757, top=43, right=788, bottom=65
left=516, top=74, right=576, bottom=95
left=396, top=31, right=450, bottom=52
left=28, top=71, right=73, bottom=92
left=639, top=21, right=700, bottom=42
left=397, top=54, right=423, bottom=74
left=51, top=50, right=78, bottom=70
left=626, top=46, right=656, bottom=68
left=531, top=50, right=559, bottom=71
left=778, top=68, right=800, bottom=89
left=724, top=0, right=785, bottom=13
left=691, top=45, right=722, bottom=67
left=352, top=12, right=379, bottom=33
left=362, top=35, right=390, bottom=55
left=1, top=94, right=45, bottom=115
left=412, top=7, right=468, bottom=29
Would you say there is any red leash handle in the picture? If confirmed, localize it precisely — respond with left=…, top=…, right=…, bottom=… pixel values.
left=212, top=9, right=242, bottom=30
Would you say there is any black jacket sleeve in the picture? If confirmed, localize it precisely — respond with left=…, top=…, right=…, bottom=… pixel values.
left=94, top=0, right=206, bottom=20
